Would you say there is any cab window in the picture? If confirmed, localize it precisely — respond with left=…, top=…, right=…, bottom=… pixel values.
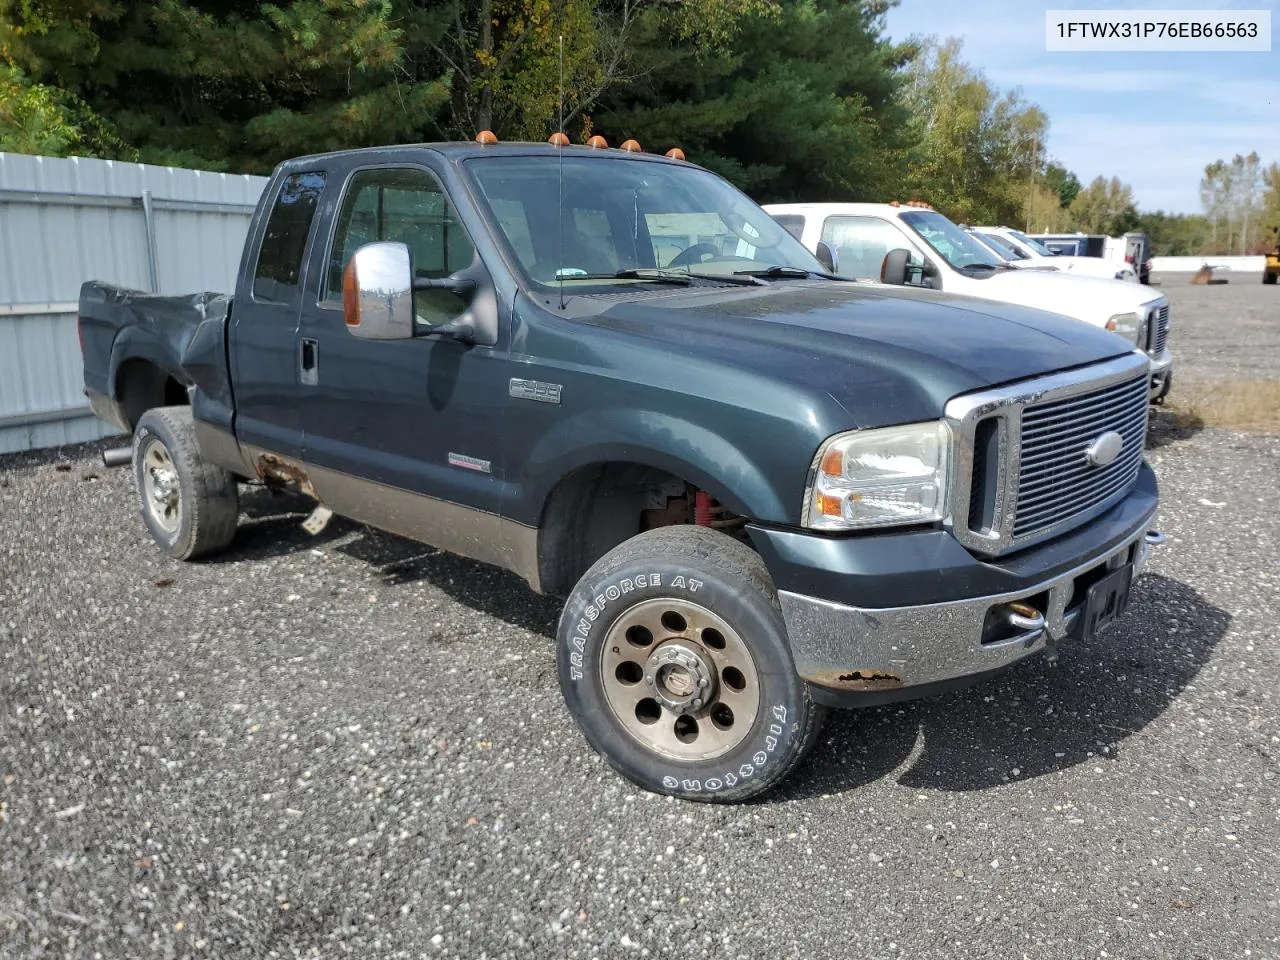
left=253, top=171, right=327, bottom=303
left=326, top=167, right=476, bottom=325
left=821, top=216, right=926, bottom=282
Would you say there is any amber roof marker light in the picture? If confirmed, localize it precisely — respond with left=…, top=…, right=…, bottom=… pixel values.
left=586, top=135, right=608, bottom=149
left=665, top=147, right=686, bottom=161
left=475, top=130, right=498, bottom=145
left=548, top=131, right=570, bottom=147
left=620, top=139, right=642, bottom=152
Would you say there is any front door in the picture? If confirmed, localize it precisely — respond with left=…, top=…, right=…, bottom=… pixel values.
left=296, top=163, right=513, bottom=557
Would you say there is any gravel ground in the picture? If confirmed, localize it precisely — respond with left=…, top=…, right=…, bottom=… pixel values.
left=1151, top=271, right=1279, bottom=382
left=3, top=287, right=1279, bottom=958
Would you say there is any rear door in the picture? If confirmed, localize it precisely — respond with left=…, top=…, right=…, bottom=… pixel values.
left=229, top=169, right=328, bottom=459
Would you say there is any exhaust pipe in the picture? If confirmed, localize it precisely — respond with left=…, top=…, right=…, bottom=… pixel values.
left=101, top=447, right=132, bottom=468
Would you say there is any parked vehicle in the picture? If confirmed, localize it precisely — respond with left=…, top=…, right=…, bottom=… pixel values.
left=1122, top=232, right=1153, bottom=285
left=1032, top=232, right=1109, bottom=258
left=766, top=202, right=1173, bottom=400
left=1264, top=227, right=1279, bottom=285
left=965, top=229, right=1054, bottom=269
left=970, top=226, right=1138, bottom=282
left=81, top=139, right=1163, bottom=802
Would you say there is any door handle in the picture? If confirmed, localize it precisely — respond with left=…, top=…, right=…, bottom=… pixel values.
left=300, top=337, right=318, bottom=386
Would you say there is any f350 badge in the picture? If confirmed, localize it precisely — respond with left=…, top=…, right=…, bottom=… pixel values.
left=509, top=378, right=562, bottom=404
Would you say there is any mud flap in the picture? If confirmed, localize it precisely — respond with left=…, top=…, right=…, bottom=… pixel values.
left=302, top=505, right=333, bottom=535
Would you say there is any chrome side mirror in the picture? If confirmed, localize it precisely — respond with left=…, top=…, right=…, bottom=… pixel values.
left=815, top=240, right=839, bottom=275
left=342, top=242, right=415, bottom=340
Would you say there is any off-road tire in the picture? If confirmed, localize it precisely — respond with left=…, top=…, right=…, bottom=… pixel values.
left=132, top=406, right=239, bottom=560
left=557, top=525, right=825, bottom=802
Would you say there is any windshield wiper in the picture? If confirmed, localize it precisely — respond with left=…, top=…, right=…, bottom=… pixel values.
left=685, top=271, right=768, bottom=286
left=733, top=265, right=836, bottom=280
left=561, top=269, right=693, bottom=285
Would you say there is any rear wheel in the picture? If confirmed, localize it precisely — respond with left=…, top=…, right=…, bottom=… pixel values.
left=1264, top=271, right=1277, bottom=285
left=133, top=407, right=239, bottom=560
left=557, top=525, right=824, bottom=802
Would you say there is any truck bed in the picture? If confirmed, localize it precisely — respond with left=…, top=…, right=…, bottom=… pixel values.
left=78, top=281, right=234, bottom=433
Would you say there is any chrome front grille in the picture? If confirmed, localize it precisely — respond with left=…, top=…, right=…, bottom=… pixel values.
left=1151, top=304, right=1170, bottom=354
left=945, top=352, right=1151, bottom=557
left=1013, top=374, right=1148, bottom=539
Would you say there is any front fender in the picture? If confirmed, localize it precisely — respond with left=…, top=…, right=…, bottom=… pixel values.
left=521, top=407, right=793, bottom=524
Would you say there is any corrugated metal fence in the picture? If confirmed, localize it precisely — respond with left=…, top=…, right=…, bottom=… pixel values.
left=0, top=152, right=268, bottom=454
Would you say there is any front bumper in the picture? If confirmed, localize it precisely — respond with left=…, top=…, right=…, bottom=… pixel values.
left=749, top=464, right=1160, bottom=707
left=1147, top=348, right=1173, bottom=400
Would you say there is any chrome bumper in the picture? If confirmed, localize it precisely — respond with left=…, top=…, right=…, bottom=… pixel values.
left=1148, top=348, right=1173, bottom=399
left=778, top=510, right=1160, bottom=701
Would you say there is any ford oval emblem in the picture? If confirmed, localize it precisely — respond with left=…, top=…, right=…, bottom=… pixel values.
left=1085, top=430, right=1124, bottom=467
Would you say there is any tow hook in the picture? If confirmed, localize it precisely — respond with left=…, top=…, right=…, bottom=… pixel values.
left=1002, top=600, right=1058, bottom=663
left=1002, top=601, right=1045, bottom=635
left=1145, top=530, right=1166, bottom=545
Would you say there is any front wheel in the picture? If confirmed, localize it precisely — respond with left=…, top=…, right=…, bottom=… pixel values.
left=557, top=526, right=824, bottom=802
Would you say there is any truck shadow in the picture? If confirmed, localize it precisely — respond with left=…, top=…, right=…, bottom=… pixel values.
left=774, top=573, right=1231, bottom=801
left=223, top=489, right=1232, bottom=801
left=223, top=487, right=563, bottom=637
left=1147, top=406, right=1205, bottom=449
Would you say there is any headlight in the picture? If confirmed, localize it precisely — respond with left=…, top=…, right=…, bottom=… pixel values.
left=804, top=422, right=951, bottom=530
left=1105, top=311, right=1144, bottom=343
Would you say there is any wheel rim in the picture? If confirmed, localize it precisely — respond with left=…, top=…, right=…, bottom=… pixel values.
left=140, top=438, right=181, bottom=534
left=600, top=597, right=761, bottom=762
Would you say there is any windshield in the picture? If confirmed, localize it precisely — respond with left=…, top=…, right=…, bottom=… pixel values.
left=974, top=231, right=1022, bottom=260
left=464, top=155, right=823, bottom=288
left=1009, top=229, right=1055, bottom=257
left=900, top=210, right=1004, bottom=272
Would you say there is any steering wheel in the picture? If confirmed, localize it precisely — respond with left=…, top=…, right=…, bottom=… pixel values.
left=667, top=242, right=721, bottom=268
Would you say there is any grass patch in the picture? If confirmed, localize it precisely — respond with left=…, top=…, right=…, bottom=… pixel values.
left=1163, top=378, right=1280, bottom=435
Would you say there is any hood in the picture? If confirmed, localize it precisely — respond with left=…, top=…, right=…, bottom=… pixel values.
left=966, top=268, right=1160, bottom=323
left=585, top=281, right=1136, bottom=428
left=1044, top=256, right=1135, bottom=280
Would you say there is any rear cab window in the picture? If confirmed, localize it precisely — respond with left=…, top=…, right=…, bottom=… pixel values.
left=770, top=214, right=806, bottom=242
left=253, top=171, right=327, bottom=303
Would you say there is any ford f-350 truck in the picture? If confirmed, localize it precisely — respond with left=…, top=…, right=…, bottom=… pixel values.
left=79, top=138, right=1162, bottom=802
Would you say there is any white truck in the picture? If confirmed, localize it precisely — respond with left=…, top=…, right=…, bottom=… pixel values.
left=766, top=201, right=1172, bottom=400
left=970, top=226, right=1138, bottom=282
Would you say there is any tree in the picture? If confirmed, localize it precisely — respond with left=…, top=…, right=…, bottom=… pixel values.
left=1133, top=211, right=1213, bottom=256
left=897, top=38, right=1048, bottom=225
left=1043, top=162, right=1080, bottom=208
left=1262, top=163, right=1280, bottom=250
left=0, top=65, right=134, bottom=158
left=1068, top=175, right=1138, bottom=235
left=1230, top=151, right=1262, bottom=254
left=1023, top=179, right=1071, bottom=232
left=1200, top=153, right=1263, bottom=254
left=1, top=0, right=447, bottom=171
left=595, top=0, right=911, bottom=201
left=432, top=0, right=780, bottom=142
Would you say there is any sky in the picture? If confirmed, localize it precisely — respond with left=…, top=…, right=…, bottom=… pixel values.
left=882, top=0, right=1280, bottom=213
